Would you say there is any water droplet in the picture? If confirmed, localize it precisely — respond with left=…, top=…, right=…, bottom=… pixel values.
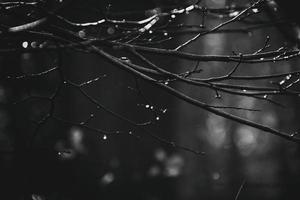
left=259, top=58, right=264, bottom=61
left=263, top=94, right=268, bottom=99
left=164, top=81, right=169, bottom=85
left=31, top=41, right=38, bottom=48
left=156, top=116, right=160, bottom=121
left=215, top=94, right=221, bottom=98
left=242, top=89, right=247, bottom=92
left=161, top=109, right=167, bottom=114
left=279, top=80, right=285, bottom=85
left=252, top=8, right=259, bottom=13
left=149, top=30, right=153, bottom=34
left=78, top=30, right=86, bottom=38
left=186, top=5, right=194, bottom=12
left=22, top=41, right=29, bottom=48
left=129, top=131, right=133, bottom=135
left=57, top=149, right=75, bottom=160
left=39, top=42, right=45, bottom=48
left=229, top=11, right=239, bottom=17
left=150, top=106, right=154, bottom=110
left=171, top=14, right=176, bottom=19
left=103, top=135, right=107, bottom=140
left=120, top=56, right=131, bottom=63
left=145, top=104, right=150, bottom=109
left=290, top=132, right=298, bottom=137
left=163, top=32, right=168, bottom=36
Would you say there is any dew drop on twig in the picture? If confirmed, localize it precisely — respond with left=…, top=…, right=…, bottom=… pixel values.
left=229, top=11, right=239, bottom=17
left=290, top=132, right=298, bottom=137
left=120, top=56, right=131, bottom=63
left=22, top=41, right=29, bottom=48
left=78, top=30, right=86, bottom=38
left=161, top=109, right=167, bottom=114
left=215, top=93, right=221, bottom=99
left=31, top=41, right=38, bottom=48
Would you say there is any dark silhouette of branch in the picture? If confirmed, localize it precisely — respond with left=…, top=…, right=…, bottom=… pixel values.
left=1, top=0, right=300, bottom=161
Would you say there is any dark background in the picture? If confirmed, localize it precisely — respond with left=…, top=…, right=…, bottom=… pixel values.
left=0, top=0, right=300, bottom=200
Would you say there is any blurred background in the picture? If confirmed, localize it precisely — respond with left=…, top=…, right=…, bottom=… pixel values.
left=0, top=0, right=300, bottom=199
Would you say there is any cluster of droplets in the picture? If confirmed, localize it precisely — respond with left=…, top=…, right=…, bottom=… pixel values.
left=143, top=104, right=168, bottom=114
left=290, top=132, right=298, bottom=138
left=144, top=104, right=154, bottom=110
left=21, top=41, right=48, bottom=49
left=142, top=104, right=168, bottom=121
left=80, top=113, right=95, bottom=125
left=215, top=90, right=221, bottom=99
left=144, top=29, right=171, bottom=43
left=100, top=130, right=136, bottom=141
left=279, top=74, right=292, bottom=86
